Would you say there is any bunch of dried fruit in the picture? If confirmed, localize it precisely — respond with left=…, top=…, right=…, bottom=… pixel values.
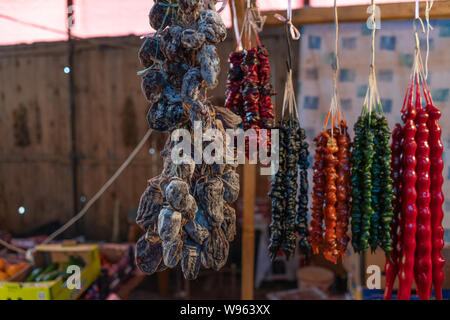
left=268, top=120, right=310, bottom=260
left=135, top=1, right=240, bottom=280
left=309, top=121, right=352, bottom=264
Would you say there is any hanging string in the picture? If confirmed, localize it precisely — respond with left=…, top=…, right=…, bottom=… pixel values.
left=40, top=129, right=153, bottom=246
left=370, top=0, right=375, bottom=74
left=370, top=0, right=381, bottom=115
left=137, top=1, right=178, bottom=75
left=238, top=2, right=264, bottom=50
left=216, top=0, right=229, bottom=13
left=231, top=0, right=242, bottom=50
left=332, top=0, right=340, bottom=134
left=0, top=238, right=26, bottom=255
left=279, top=0, right=300, bottom=124
left=273, top=0, right=300, bottom=40
left=425, top=0, right=434, bottom=80
left=323, top=0, right=341, bottom=134
left=0, top=129, right=154, bottom=257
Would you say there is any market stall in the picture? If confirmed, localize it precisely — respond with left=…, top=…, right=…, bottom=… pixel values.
left=0, top=0, right=449, bottom=301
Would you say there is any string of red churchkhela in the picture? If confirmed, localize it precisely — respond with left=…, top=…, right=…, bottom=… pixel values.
left=384, top=53, right=445, bottom=300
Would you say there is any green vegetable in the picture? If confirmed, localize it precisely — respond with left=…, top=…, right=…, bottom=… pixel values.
left=68, top=256, right=85, bottom=268
left=41, top=270, right=62, bottom=282
left=26, top=268, right=43, bottom=282
left=34, top=263, right=59, bottom=282
left=42, top=262, right=59, bottom=274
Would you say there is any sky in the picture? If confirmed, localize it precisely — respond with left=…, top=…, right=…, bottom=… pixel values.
left=0, top=0, right=424, bottom=45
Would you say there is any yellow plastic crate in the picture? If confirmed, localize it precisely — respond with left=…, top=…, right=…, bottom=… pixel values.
left=0, top=243, right=101, bottom=300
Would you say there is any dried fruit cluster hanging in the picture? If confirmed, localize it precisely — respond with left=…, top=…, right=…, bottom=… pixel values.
left=349, top=2, right=394, bottom=259
left=350, top=109, right=393, bottom=255
left=308, top=3, right=351, bottom=264
left=268, top=119, right=309, bottom=260
left=310, top=119, right=352, bottom=264
left=224, top=8, right=275, bottom=155
left=135, top=0, right=241, bottom=280
left=268, top=20, right=309, bottom=260
left=384, top=45, right=446, bottom=300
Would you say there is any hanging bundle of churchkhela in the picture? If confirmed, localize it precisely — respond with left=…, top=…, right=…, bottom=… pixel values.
left=135, top=0, right=242, bottom=280
left=268, top=20, right=309, bottom=260
left=384, top=37, right=445, bottom=300
left=349, top=3, right=394, bottom=259
left=350, top=98, right=393, bottom=256
left=309, top=117, right=352, bottom=263
left=224, top=6, right=275, bottom=155
left=308, top=3, right=351, bottom=264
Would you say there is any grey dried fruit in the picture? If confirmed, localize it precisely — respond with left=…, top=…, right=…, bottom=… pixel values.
left=195, top=177, right=224, bottom=227
left=165, top=179, right=190, bottom=211
left=204, top=227, right=229, bottom=271
left=181, top=29, right=205, bottom=49
left=190, top=101, right=212, bottom=130
left=136, top=178, right=164, bottom=231
left=146, top=98, right=187, bottom=132
left=221, top=169, right=240, bottom=203
left=197, top=10, right=227, bottom=44
left=138, top=36, right=164, bottom=68
left=197, top=44, right=220, bottom=88
left=200, top=244, right=212, bottom=269
left=178, top=0, right=204, bottom=25
left=141, top=69, right=168, bottom=105
left=163, top=61, right=191, bottom=89
left=184, top=220, right=209, bottom=244
left=181, top=244, right=201, bottom=280
left=158, top=206, right=182, bottom=241
left=149, top=0, right=171, bottom=30
left=183, top=194, right=198, bottom=221
left=136, top=0, right=234, bottom=280
left=163, top=155, right=196, bottom=182
left=181, top=67, right=202, bottom=101
left=135, top=234, right=163, bottom=275
left=160, top=26, right=184, bottom=62
left=222, top=204, right=236, bottom=242
left=211, top=163, right=226, bottom=176
left=214, top=106, right=242, bottom=129
left=162, top=237, right=183, bottom=268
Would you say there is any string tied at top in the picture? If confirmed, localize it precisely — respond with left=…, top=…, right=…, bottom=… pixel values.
left=273, top=0, right=300, bottom=40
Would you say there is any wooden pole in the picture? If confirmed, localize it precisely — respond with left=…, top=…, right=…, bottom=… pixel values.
left=230, top=0, right=257, bottom=301
left=241, top=162, right=256, bottom=300
left=67, top=0, right=79, bottom=233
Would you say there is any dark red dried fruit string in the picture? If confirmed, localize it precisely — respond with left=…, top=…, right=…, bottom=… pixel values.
left=224, top=45, right=275, bottom=158
left=224, top=51, right=244, bottom=117
left=257, top=45, right=275, bottom=151
left=241, top=47, right=260, bottom=129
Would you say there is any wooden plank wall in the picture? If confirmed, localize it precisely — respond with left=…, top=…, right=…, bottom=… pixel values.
left=0, top=27, right=297, bottom=240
